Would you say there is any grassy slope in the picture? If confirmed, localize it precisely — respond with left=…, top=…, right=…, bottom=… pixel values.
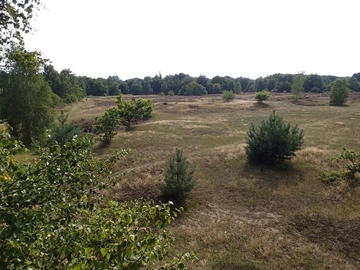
left=70, top=93, right=360, bottom=270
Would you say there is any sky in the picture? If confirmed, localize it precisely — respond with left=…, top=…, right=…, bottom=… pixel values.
left=24, top=0, right=359, bottom=80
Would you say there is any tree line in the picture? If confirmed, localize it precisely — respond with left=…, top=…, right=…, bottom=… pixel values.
left=46, top=70, right=360, bottom=99
left=3, top=63, right=360, bottom=107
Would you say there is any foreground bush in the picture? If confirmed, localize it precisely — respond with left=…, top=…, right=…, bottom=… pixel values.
left=0, top=127, right=194, bottom=269
left=160, top=148, right=196, bottom=203
left=246, top=111, right=304, bottom=165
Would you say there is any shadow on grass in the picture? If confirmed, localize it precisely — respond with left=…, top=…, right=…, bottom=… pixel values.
left=241, top=160, right=305, bottom=188
left=292, top=214, right=360, bottom=264
left=251, top=102, right=270, bottom=109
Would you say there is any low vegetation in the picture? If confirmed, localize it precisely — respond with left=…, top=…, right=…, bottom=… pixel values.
left=320, top=147, right=360, bottom=185
left=254, top=89, right=271, bottom=103
left=0, top=126, right=195, bottom=269
left=221, top=90, right=236, bottom=102
left=2, top=92, right=360, bottom=269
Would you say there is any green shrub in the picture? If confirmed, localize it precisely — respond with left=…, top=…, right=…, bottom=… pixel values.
left=96, top=107, right=121, bottom=144
left=116, top=95, right=155, bottom=129
left=222, top=90, right=236, bottom=102
left=0, top=127, right=195, bottom=269
left=320, top=147, right=360, bottom=185
left=47, top=111, right=82, bottom=147
left=245, top=111, right=304, bottom=165
left=254, top=90, right=271, bottom=103
left=168, top=90, right=174, bottom=96
left=160, top=148, right=196, bottom=202
left=329, top=78, right=349, bottom=106
left=319, top=171, right=343, bottom=185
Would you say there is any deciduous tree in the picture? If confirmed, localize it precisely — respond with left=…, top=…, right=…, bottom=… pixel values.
left=0, top=0, right=42, bottom=59
left=0, top=46, right=54, bottom=144
left=291, top=72, right=305, bottom=101
left=116, top=95, right=155, bottom=129
left=0, top=128, right=195, bottom=269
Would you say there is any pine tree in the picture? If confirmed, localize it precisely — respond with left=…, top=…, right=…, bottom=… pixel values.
left=47, top=111, right=81, bottom=147
left=246, top=111, right=304, bottom=165
left=160, top=148, right=196, bottom=202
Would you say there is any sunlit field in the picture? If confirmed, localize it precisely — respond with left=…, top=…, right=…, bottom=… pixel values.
left=64, top=92, right=360, bottom=269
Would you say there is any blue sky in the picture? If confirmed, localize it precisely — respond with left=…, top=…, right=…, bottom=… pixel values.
left=25, top=0, right=359, bottom=79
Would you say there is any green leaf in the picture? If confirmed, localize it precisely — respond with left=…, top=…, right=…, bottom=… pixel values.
left=84, top=247, right=92, bottom=255
left=100, top=248, right=108, bottom=257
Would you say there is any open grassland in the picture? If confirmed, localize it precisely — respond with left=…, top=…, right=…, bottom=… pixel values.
left=67, top=93, right=360, bottom=269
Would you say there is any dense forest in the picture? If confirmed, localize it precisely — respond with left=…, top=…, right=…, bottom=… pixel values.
left=2, top=64, right=360, bottom=106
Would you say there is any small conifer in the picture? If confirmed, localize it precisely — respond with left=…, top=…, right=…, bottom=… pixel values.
left=246, top=111, right=304, bottom=165
left=160, top=148, right=196, bottom=202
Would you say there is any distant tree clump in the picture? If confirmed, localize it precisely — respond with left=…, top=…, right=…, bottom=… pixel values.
left=222, top=90, right=236, bottom=102
left=303, top=74, right=325, bottom=92
left=246, top=111, right=304, bottom=165
left=254, top=90, right=271, bottom=103
left=160, top=148, right=196, bottom=203
left=329, top=78, right=349, bottom=106
left=178, top=81, right=208, bottom=96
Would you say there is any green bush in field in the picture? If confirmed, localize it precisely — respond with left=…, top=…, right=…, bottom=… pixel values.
left=329, top=78, right=349, bottom=106
left=246, top=111, right=304, bottom=165
left=222, top=90, right=236, bottom=102
left=160, top=148, right=196, bottom=202
left=0, top=127, right=195, bottom=269
left=96, top=107, right=120, bottom=144
left=116, top=95, right=155, bottom=129
left=320, top=147, right=360, bottom=185
left=254, top=90, right=271, bottom=103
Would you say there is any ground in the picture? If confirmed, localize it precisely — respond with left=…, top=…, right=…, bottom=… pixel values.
left=17, top=92, right=360, bottom=269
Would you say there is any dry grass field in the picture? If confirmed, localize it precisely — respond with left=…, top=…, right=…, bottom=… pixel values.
left=65, top=92, right=360, bottom=269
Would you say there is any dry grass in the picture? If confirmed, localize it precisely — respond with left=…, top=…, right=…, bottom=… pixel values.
left=69, top=93, right=360, bottom=269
